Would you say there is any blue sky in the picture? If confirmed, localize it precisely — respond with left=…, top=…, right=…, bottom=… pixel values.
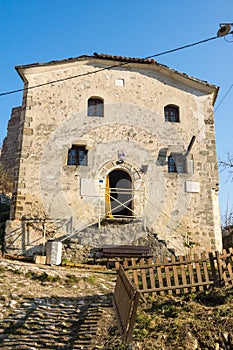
left=0, top=0, right=232, bottom=218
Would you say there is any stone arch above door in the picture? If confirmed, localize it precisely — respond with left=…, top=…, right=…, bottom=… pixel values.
left=98, top=160, right=142, bottom=181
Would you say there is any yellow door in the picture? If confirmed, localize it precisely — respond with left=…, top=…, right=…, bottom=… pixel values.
left=105, top=175, right=114, bottom=218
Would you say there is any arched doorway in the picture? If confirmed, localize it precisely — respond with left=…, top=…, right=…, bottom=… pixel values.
left=106, top=169, right=133, bottom=218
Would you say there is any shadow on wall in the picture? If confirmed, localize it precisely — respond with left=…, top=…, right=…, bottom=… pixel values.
left=0, top=198, right=10, bottom=254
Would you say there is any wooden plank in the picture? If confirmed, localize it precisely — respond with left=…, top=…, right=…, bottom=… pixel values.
left=223, top=253, right=233, bottom=286
left=123, top=257, right=213, bottom=270
left=131, top=258, right=139, bottom=290
left=139, top=258, right=148, bottom=295
left=209, top=251, right=220, bottom=285
left=113, top=266, right=140, bottom=344
left=201, top=253, right=213, bottom=282
left=227, top=254, right=233, bottom=285
left=148, top=257, right=156, bottom=296
left=103, top=245, right=149, bottom=252
left=156, top=257, right=165, bottom=296
left=216, top=250, right=223, bottom=282
left=221, top=275, right=233, bottom=283
left=179, top=255, right=189, bottom=293
left=187, top=254, right=195, bottom=292
left=123, top=260, right=129, bottom=269
left=125, top=289, right=140, bottom=344
left=124, top=263, right=154, bottom=270
left=194, top=253, right=204, bottom=291
left=102, top=245, right=150, bottom=257
left=139, top=280, right=215, bottom=293
left=171, top=256, right=180, bottom=294
left=164, top=257, right=172, bottom=295
left=218, top=249, right=228, bottom=284
left=122, top=260, right=129, bottom=278
left=115, top=261, right=120, bottom=270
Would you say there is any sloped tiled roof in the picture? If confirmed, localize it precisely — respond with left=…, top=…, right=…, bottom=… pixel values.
left=93, top=52, right=157, bottom=64
left=15, top=52, right=219, bottom=101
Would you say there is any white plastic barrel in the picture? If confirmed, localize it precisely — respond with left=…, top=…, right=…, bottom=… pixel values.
left=46, top=241, right=62, bottom=265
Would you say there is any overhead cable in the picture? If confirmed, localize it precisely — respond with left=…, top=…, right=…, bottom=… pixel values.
left=214, top=83, right=233, bottom=112
left=0, top=33, right=229, bottom=98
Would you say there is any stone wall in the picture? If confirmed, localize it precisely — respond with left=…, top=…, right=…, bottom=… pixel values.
left=1, top=107, right=22, bottom=179
left=61, top=222, right=175, bottom=264
left=3, top=56, right=222, bottom=257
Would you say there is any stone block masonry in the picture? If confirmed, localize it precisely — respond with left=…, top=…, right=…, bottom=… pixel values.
left=1, top=54, right=222, bottom=257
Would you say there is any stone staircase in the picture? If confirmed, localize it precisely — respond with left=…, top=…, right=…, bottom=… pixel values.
left=0, top=297, right=113, bottom=350
left=62, top=219, right=175, bottom=263
left=0, top=259, right=115, bottom=349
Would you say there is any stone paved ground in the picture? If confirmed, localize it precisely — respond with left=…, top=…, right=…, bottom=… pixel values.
left=0, top=258, right=117, bottom=349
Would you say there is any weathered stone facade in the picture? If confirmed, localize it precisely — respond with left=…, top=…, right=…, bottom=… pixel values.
left=1, top=54, right=222, bottom=258
left=1, top=107, right=22, bottom=180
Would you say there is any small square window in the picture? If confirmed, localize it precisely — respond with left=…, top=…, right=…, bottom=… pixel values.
left=168, top=153, right=186, bottom=173
left=67, top=145, right=88, bottom=166
left=115, top=79, right=124, bottom=87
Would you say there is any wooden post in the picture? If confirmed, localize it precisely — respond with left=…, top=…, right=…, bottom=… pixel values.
left=42, top=222, right=46, bottom=256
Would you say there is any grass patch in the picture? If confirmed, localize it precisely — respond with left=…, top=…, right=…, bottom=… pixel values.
left=32, top=272, right=61, bottom=283
left=65, top=274, right=81, bottom=285
left=128, top=286, right=233, bottom=349
left=25, top=270, right=36, bottom=278
left=85, top=275, right=96, bottom=284
left=64, top=274, right=96, bottom=286
left=105, top=326, right=129, bottom=350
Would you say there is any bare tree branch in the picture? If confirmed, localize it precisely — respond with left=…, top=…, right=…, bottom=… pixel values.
left=219, top=153, right=233, bottom=169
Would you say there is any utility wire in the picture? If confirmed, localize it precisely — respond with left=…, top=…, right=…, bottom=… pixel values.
left=214, top=83, right=233, bottom=112
left=0, top=33, right=227, bottom=98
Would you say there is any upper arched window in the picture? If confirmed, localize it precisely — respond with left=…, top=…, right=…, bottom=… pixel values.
left=88, top=97, right=104, bottom=117
left=164, top=105, right=179, bottom=122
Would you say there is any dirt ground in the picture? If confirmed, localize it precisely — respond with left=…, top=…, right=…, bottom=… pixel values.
left=0, top=257, right=121, bottom=349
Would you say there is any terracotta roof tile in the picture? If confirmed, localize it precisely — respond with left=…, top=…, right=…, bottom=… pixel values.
left=93, top=52, right=157, bottom=64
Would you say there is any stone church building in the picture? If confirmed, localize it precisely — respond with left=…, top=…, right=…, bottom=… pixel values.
left=1, top=53, right=222, bottom=259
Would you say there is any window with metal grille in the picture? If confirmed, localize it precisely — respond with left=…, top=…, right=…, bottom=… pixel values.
left=164, top=105, right=180, bottom=122
left=168, top=153, right=186, bottom=173
left=67, top=145, right=88, bottom=166
left=88, top=97, right=104, bottom=117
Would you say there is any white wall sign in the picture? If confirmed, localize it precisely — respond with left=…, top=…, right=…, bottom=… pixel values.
left=185, top=181, right=200, bottom=193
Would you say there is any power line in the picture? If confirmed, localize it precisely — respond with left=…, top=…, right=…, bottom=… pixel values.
left=147, top=35, right=219, bottom=58
left=214, top=83, right=233, bottom=112
left=0, top=33, right=226, bottom=98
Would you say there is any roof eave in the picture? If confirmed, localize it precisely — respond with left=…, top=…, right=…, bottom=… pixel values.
left=14, top=53, right=219, bottom=105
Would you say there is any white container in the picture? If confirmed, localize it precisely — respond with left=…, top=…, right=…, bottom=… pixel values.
left=46, top=241, right=62, bottom=265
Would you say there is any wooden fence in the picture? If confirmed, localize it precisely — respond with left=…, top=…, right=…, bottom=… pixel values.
left=112, top=265, right=140, bottom=344
left=122, top=249, right=233, bottom=296
left=113, top=248, right=233, bottom=343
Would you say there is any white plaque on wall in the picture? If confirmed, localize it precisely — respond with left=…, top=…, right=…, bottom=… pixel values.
left=185, top=181, right=200, bottom=193
left=80, top=178, right=105, bottom=196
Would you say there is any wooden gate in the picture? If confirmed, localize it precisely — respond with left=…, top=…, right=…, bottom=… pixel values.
left=113, top=265, right=140, bottom=344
